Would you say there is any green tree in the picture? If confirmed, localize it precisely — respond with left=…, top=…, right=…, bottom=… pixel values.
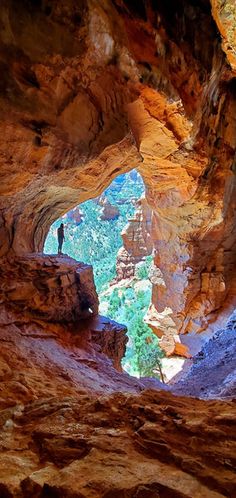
left=44, top=171, right=165, bottom=380
left=124, top=305, right=164, bottom=380
left=137, top=340, right=165, bottom=381
left=107, top=289, right=121, bottom=319
left=136, top=255, right=152, bottom=280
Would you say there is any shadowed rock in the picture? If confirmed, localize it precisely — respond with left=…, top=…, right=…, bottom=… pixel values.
left=0, top=254, right=99, bottom=321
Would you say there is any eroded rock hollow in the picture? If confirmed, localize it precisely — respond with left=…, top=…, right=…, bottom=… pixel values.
left=0, top=1, right=236, bottom=496
left=1, top=0, right=236, bottom=354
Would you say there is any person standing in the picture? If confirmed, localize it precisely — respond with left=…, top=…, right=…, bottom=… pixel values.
left=57, top=223, right=65, bottom=254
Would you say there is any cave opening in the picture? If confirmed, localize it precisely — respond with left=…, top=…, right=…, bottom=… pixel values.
left=44, top=170, right=165, bottom=381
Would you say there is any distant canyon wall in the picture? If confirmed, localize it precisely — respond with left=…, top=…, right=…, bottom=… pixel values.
left=115, top=196, right=153, bottom=281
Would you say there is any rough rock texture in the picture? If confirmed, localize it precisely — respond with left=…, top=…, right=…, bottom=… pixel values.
left=0, top=307, right=235, bottom=497
left=100, top=199, right=120, bottom=221
left=88, top=314, right=128, bottom=372
left=0, top=2, right=236, bottom=495
left=145, top=303, right=192, bottom=359
left=0, top=0, right=235, bottom=354
left=211, top=0, right=236, bottom=72
left=0, top=254, right=99, bottom=321
left=1, top=390, right=235, bottom=498
left=66, top=206, right=83, bottom=225
left=116, top=196, right=153, bottom=281
left=132, top=82, right=236, bottom=354
left=0, top=307, right=143, bottom=405
left=172, top=310, right=236, bottom=399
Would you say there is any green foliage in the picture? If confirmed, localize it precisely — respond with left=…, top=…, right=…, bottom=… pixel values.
left=44, top=172, right=144, bottom=293
left=136, top=255, right=152, bottom=280
left=106, top=284, right=163, bottom=379
left=136, top=265, right=148, bottom=280
left=136, top=334, right=164, bottom=379
left=108, top=288, right=122, bottom=316
left=44, top=171, right=163, bottom=379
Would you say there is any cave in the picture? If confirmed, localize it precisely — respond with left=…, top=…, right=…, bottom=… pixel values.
left=0, top=0, right=236, bottom=496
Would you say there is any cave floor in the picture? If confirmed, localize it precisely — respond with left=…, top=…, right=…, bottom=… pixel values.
left=0, top=304, right=235, bottom=497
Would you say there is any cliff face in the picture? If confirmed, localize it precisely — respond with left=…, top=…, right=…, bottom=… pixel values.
left=0, top=254, right=99, bottom=321
left=0, top=0, right=235, bottom=355
left=100, top=199, right=120, bottom=220
left=116, top=196, right=153, bottom=281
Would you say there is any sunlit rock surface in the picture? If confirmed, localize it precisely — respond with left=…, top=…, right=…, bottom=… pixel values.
left=0, top=0, right=235, bottom=354
left=211, top=0, right=236, bottom=72
left=116, top=196, right=152, bottom=281
left=0, top=305, right=235, bottom=497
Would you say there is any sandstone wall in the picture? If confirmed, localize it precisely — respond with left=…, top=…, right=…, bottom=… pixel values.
left=0, top=0, right=235, bottom=354
left=0, top=254, right=99, bottom=321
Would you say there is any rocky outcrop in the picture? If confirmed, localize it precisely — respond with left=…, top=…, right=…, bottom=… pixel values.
left=0, top=254, right=99, bottom=321
left=116, top=196, right=153, bottom=281
left=1, top=274, right=236, bottom=497
left=100, top=199, right=120, bottom=220
left=145, top=303, right=192, bottom=359
left=5, top=393, right=236, bottom=497
left=0, top=0, right=235, bottom=353
left=2, top=0, right=235, bottom=355
left=88, top=314, right=128, bottom=371
left=0, top=307, right=138, bottom=405
left=130, top=81, right=236, bottom=354
left=211, top=0, right=236, bottom=72
left=66, top=207, right=83, bottom=225
left=0, top=303, right=235, bottom=497
left=172, top=310, right=236, bottom=399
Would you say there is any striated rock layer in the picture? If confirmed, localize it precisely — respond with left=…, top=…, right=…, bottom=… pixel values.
left=0, top=254, right=99, bottom=321
left=0, top=0, right=235, bottom=354
left=0, top=305, right=235, bottom=497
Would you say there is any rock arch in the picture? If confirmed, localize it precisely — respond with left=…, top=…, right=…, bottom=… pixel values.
left=0, top=0, right=235, bottom=354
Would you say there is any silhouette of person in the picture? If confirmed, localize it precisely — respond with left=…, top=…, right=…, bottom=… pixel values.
left=57, top=223, right=65, bottom=254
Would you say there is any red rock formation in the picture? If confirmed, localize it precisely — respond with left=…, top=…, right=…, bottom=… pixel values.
left=66, top=206, right=83, bottom=225
left=0, top=254, right=99, bottom=321
left=0, top=0, right=235, bottom=356
left=89, top=314, right=128, bottom=371
left=0, top=2, right=236, bottom=493
left=0, top=302, right=235, bottom=497
left=2, top=301, right=236, bottom=496
left=116, top=196, right=153, bottom=280
left=211, top=0, right=236, bottom=72
left=100, top=198, right=120, bottom=220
